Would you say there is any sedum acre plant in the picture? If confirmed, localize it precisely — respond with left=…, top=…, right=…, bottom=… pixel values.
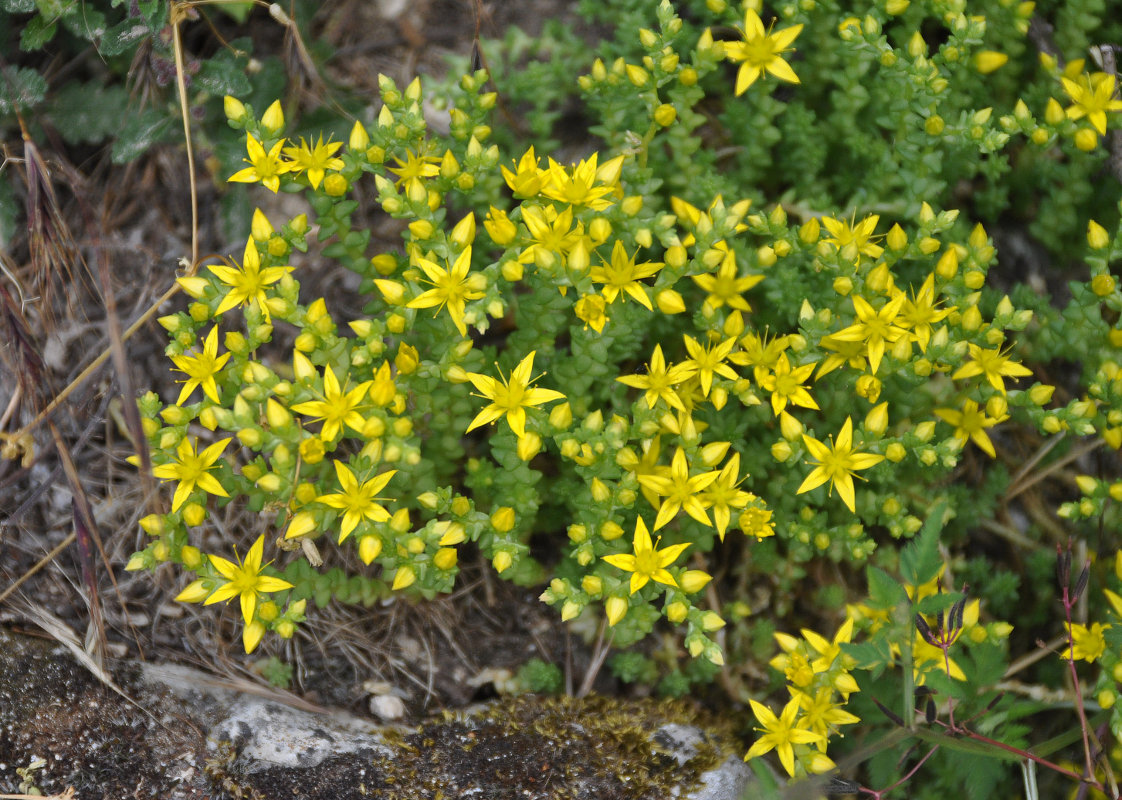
left=125, top=0, right=1122, bottom=795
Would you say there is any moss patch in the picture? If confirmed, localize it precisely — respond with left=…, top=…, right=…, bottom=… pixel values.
left=242, top=693, right=739, bottom=800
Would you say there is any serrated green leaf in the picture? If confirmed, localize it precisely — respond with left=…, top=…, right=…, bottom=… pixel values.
left=1104, top=622, right=1122, bottom=651
left=916, top=591, right=961, bottom=616
left=60, top=6, right=106, bottom=40
left=97, top=16, right=152, bottom=57
left=841, top=640, right=890, bottom=670
left=0, top=66, right=48, bottom=114
left=111, top=110, right=174, bottom=163
left=195, top=58, right=251, bottom=98
left=19, top=15, right=56, bottom=50
left=964, top=641, right=1008, bottom=687
left=867, top=565, right=908, bottom=609
left=0, top=0, right=36, bottom=12
left=48, top=83, right=130, bottom=144
left=952, top=747, right=1011, bottom=800
left=900, top=499, right=948, bottom=587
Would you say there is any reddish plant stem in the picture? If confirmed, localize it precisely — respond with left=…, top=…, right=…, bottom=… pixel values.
left=859, top=745, right=939, bottom=799
left=1061, top=578, right=1096, bottom=782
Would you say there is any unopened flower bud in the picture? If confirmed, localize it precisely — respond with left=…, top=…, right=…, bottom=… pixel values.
left=679, top=570, right=712, bottom=593
left=600, top=521, right=624, bottom=540
left=606, top=596, right=628, bottom=626
left=224, top=95, right=247, bottom=123
left=517, top=432, right=542, bottom=461
left=182, top=503, right=207, bottom=527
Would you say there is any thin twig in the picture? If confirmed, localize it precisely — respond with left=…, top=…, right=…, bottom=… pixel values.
left=18, top=268, right=202, bottom=438
left=1006, top=435, right=1100, bottom=504
left=576, top=619, right=612, bottom=698
left=170, top=1, right=199, bottom=266
left=0, top=532, right=77, bottom=606
left=1003, top=633, right=1069, bottom=679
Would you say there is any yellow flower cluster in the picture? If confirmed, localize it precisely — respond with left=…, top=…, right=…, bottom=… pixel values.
left=747, top=618, right=861, bottom=776
left=226, top=99, right=345, bottom=192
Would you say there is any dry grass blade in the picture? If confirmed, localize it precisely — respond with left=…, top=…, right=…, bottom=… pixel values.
left=16, top=115, right=82, bottom=326
left=575, top=618, right=611, bottom=698
left=170, top=1, right=200, bottom=266
left=16, top=261, right=201, bottom=441
left=0, top=281, right=47, bottom=412
left=65, top=155, right=156, bottom=502
left=1004, top=433, right=1100, bottom=504
left=11, top=605, right=165, bottom=734
left=468, top=0, right=527, bottom=138
left=0, top=531, right=76, bottom=606
left=16, top=603, right=123, bottom=696
left=143, top=661, right=332, bottom=715
left=46, top=419, right=108, bottom=669
left=271, top=2, right=328, bottom=105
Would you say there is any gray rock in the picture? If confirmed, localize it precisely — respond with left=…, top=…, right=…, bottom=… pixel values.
left=208, top=697, right=395, bottom=773
left=3, top=628, right=761, bottom=800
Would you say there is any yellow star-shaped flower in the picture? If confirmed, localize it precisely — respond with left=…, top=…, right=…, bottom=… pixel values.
left=637, top=446, right=720, bottom=530
left=206, top=238, right=292, bottom=323
left=152, top=436, right=232, bottom=512
left=314, top=461, right=397, bottom=543
left=797, top=417, right=884, bottom=512
left=290, top=365, right=371, bottom=441
left=464, top=350, right=566, bottom=439
left=692, top=249, right=764, bottom=311
left=701, top=453, right=753, bottom=540
left=500, top=146, right=546, bottom=198
left=169, top=326, right=231, bottom=405
left=407, top=246, right=487, bottom=337
left=830, top=293, right=908, bottom=374
left=951, top=344, right=1033, bottom=393
left=540, top=153, right=623, bottom=210
left=616, top=344, right=696, bottom=412
left=759, top=352, right=818, bottom=417
left=1062, top=72, right=1122, bottom=136
left=590, top=241, right=663, bottom=310
left=282, top=135, right=345, bottom=190
left=743, top=697, right=824, bottom=777
left=602, top=516, right=690, bottom=595
left=935, top=398, right=1005, bottom=458
left=681, top=335, right=739, bottom=397
left=388, top=148, right=441, bottom=196
left=898, top=273, right=953, bottom=352
left=723, top=9, right=804, bottom=95
left=176, top=535, right=293, bottom=652
left=821, top=213, right=884, bottom=260
left=227, top=133, right=293, bottom=193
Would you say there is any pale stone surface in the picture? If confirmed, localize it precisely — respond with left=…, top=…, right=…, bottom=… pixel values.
left=142, top=660, right=756, bottom=798
left=4, top=629, right=758, bottom=799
